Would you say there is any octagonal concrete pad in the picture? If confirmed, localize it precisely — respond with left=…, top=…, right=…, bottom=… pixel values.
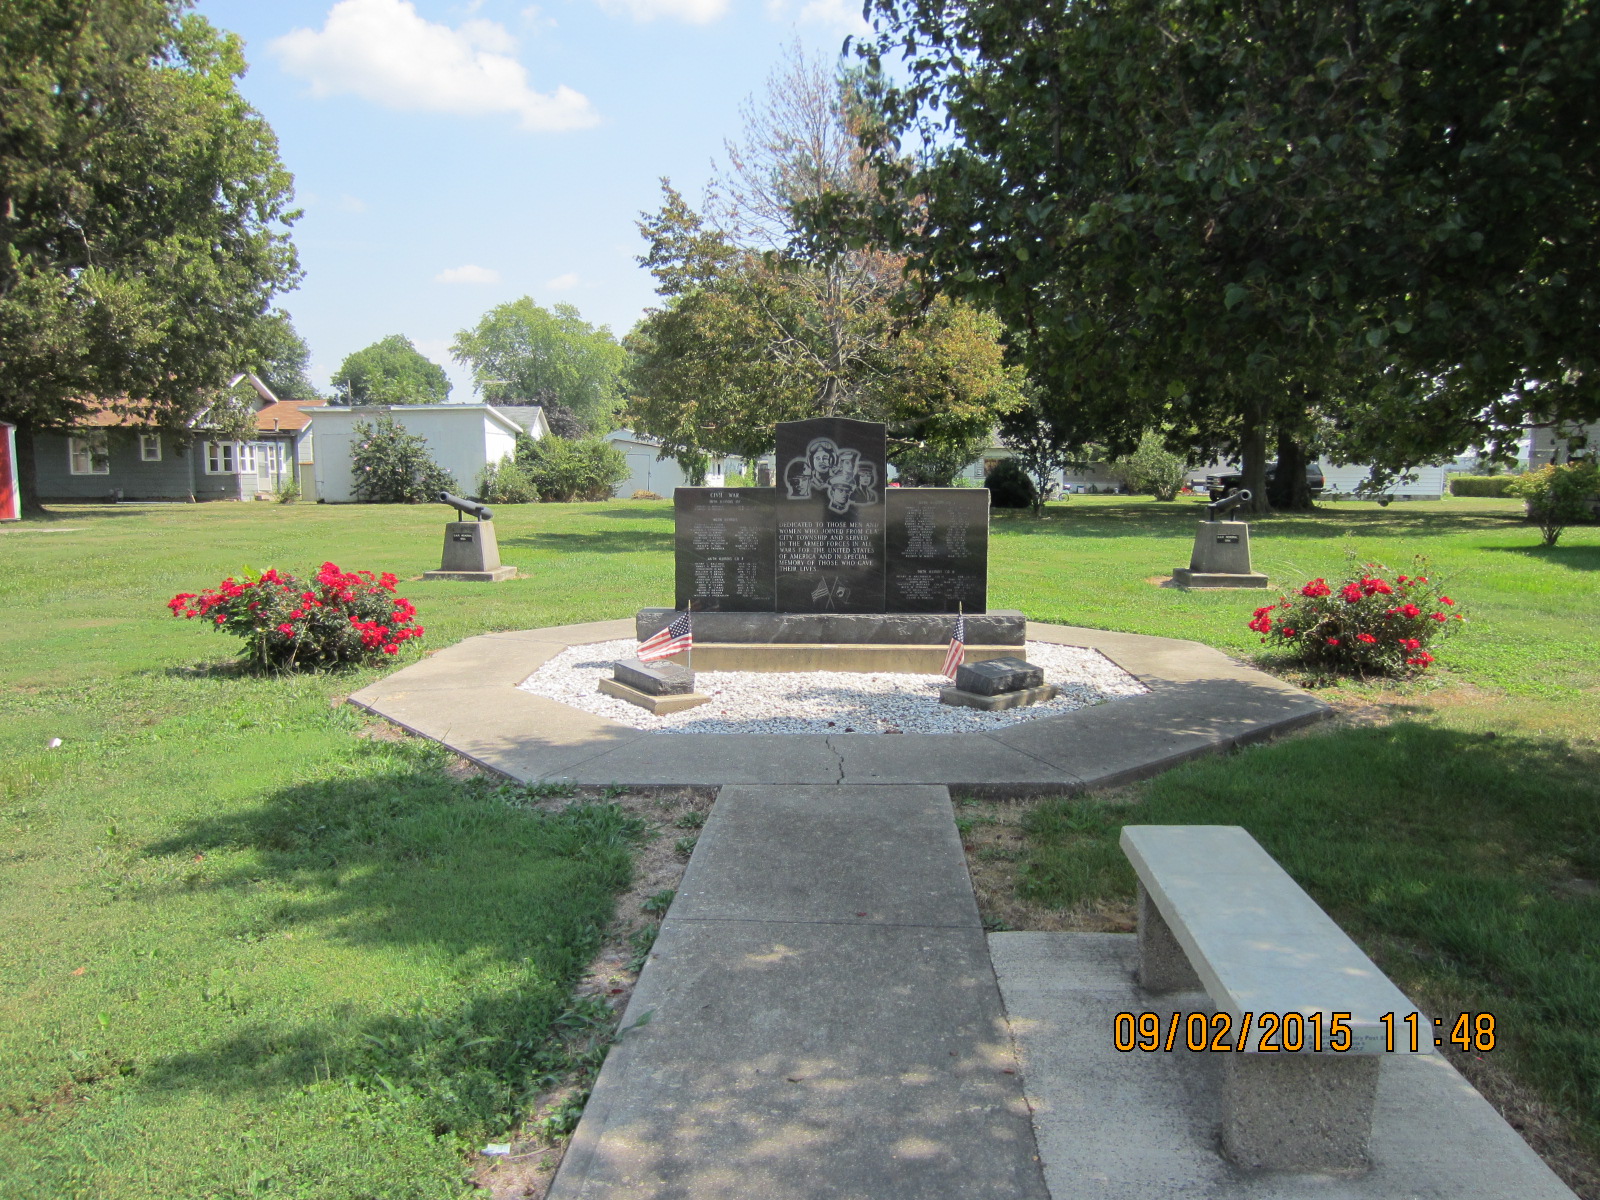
left=348, top=620, right=1330, bottom=792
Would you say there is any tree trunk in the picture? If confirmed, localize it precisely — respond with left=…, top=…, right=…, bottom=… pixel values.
left=1239, top=413, right=1271, bottom=515
left=1270, top=430, right=1315, bottom=511
left=13, top=419, right=47, bottom=517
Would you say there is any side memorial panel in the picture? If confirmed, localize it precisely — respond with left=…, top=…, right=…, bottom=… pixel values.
left=674, top=487, right=776, bottom=611
left=885, top=488, right=990, bottom=613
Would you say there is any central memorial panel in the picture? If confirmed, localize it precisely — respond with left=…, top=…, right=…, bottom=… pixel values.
left=774, top=417, right=887, bottom=613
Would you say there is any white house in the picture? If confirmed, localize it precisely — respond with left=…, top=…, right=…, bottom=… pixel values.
left=309, top=404, right=544, bottom=503
left=607, top=429, right=725, bottom=497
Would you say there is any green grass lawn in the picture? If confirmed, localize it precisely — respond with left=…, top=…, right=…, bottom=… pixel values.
left=1, top=494, right=1596, bottom=1196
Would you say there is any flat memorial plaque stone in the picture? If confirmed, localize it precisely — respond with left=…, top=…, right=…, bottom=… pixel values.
left=613, top=657, right=695, bottom=696
left=886, top=488, right=989, bottom=612
left=775, top=418, right=886, bottom=613
left=954, top=656, right=1043, bottom=696
left=674, top=488, right=776, bottom=611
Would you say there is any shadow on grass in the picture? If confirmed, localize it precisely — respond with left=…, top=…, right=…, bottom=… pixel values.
left=992, top=503, right=1532, bottom=541
left=499, top=529, right=672, bottom=554
left=136, top=751, right=642, bottom=1134
left=1480, top=543, right=1600, bottom=571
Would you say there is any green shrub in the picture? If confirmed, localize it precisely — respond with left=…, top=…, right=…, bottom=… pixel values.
left=476, top=458, right=539, bottom=504
left=985, top=457, right=1036, bottom=509
left=350, top=415, right=457, bottom=503
left=1248, top=559, right=1463, bottom=675
left=1109, top=431, right=1186, bottom=501
left=519, top=435, right=630, bottom=502
left=1505, top=461, right=1600, bottom=546
left=1448, top=475, right=1515, bottom=498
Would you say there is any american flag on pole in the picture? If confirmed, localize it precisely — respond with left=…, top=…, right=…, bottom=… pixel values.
left=638, top=610, right=693, bottom=663
left=941, top=611, right=967, bottom=679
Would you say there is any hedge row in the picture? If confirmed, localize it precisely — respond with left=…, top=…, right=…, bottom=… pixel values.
left=1448, top=475, right=1516, bottom=497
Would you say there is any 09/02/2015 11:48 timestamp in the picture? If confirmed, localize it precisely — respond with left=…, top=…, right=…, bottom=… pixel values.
left=1112, top=1010, right=1498, bottom=1053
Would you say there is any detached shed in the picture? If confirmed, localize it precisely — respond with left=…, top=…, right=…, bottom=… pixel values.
left=1, top=421, right=18, bottom=521
left=309, top=405, right=527, bottom=503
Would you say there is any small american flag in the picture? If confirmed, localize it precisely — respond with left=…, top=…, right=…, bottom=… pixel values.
left=638, top=610, right=693, bottom=662
left=941, top=611, right=966, bottom=679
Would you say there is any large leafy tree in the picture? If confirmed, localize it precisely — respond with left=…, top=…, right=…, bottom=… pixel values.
left=0, top=0, right=301, bottom=510
left=836, top=0, right=1600, bottom=511
left=247, top=308, right=321, bottom=399
left=331, top=334, right=450, bottom=406
left=625, top=45, right=1023, bottom=477
left=450, top=298, right=626, bottom=435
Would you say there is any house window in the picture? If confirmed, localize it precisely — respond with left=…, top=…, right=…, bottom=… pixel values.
left=139, top=432, right=162, bottom=461
left=69, top=432, right=110, bottom=475
left=205, top=440, right=237, bottom=474
left=237, top=441, right=257, bottom=475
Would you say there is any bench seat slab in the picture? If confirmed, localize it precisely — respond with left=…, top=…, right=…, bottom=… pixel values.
left=1121, top=825, right=1428, bottom=1055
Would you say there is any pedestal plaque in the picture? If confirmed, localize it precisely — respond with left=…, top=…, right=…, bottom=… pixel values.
left=674, top=488, right=776, bottom=611
left=885, top=489, right=989, bottom=612
left=774, top=418, right=886, bottom=613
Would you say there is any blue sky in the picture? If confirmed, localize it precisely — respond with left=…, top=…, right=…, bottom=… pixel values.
left=193, top=0, right=868, bottom=399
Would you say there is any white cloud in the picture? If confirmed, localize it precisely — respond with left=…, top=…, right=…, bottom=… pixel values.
left=435, top=264, right=501, bottom=284
left=272, top=0, right=598, bottom=132
left=597, top=0, right=729, bottom=24
left=546, top=272, right=580, bottom=291
left=766, top=0, right=870, bottom=34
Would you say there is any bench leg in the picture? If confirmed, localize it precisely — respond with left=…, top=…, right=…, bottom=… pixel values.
left=1136, top=882, right=1202, bottom=992
left=1221, top=1053, right=1380, bottom=1170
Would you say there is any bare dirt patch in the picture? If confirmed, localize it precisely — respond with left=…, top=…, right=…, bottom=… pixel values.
left=471, top=785, right=714, bottom=1200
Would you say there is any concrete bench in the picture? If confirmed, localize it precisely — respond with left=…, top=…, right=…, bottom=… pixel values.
left=1119, top=825, right=1431, bottom=1171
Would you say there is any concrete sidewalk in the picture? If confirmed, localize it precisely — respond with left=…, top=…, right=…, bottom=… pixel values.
left=547, top=785, right=1049, bottom=1200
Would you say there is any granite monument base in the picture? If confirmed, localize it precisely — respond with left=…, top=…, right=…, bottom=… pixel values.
left=597, top=677, right=710, bottom=715
left=636, top=609, right=1025, bottom=646
left=664, top=643, right=1022, bottom=673
left=939, top=683, right=1058, bottom=711
left=636, top=607, right=1026, bottom=673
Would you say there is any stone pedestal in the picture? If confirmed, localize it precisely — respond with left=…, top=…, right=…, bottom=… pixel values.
left=422, top=520, right=517, bottom=582
left=1222, top=1052, right=1380, bottom=1170
left=598, top=677, right=710, bottom=715
left=1172, top=520, right=1267, bottom=589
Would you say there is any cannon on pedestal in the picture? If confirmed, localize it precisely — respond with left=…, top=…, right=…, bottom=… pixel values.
left=421, top=491, right=517, bottom=582
left=1172, top=489, right=1268, bottom=590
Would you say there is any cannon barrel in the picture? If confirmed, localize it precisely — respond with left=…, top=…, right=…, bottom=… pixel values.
left=439, top=491, right=493, bottom=521
left=1206, top=488, right=1251, bottom=520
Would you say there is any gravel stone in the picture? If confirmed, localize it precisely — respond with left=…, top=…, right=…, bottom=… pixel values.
left=518, top=640, right=1148, bottom=735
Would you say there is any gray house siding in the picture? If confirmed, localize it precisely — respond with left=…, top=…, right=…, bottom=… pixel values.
left=33, top=430, right=263, bottom=501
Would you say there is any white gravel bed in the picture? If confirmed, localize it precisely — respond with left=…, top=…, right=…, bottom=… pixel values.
left=518, top=639, right=1147, bottom=735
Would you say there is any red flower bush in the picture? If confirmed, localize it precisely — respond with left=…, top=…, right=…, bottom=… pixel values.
left=169, top=563, right=423, bottom=671
left=1245, top=559, right=1464, bottom=675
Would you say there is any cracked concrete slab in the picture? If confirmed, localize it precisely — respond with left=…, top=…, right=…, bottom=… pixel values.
left=350, top=620, right=1330, bottom=791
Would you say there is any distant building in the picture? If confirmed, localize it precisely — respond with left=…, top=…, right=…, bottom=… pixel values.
left=1528, top=419, right=1598, bottom=467
left=607, top=429, right=726, bottom=496
left=308, top=404, right=544, bottom=503
left=30, top=373, right=321, bottom=503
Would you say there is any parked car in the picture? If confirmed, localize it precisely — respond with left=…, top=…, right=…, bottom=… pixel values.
left=1207, top=462, right=1326, bottom=502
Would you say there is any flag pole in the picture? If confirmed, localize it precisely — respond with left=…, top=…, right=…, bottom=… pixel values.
left=686, top=597, right=693, bottom=676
